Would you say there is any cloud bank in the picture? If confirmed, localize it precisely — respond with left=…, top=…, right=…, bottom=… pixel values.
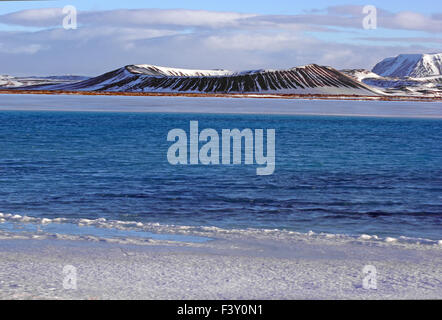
left=0, top=6, right=440, bottom=76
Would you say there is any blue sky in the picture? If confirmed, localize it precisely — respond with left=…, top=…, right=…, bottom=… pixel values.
left=0, top=0, right=441, bottom=75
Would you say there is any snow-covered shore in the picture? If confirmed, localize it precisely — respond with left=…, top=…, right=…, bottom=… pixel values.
left=1, top=227, right=441, bottom=299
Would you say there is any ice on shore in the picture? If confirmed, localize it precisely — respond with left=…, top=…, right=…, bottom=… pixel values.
left=0, top=213, right=441, bottom=299
left=0, top=225, right=441, bottom=299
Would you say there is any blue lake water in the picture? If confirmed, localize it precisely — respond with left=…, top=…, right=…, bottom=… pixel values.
left=0, top=106, right=441, bottom=240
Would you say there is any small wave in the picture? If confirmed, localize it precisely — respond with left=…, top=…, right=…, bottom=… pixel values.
left=0, top=212, right=441, bottom=249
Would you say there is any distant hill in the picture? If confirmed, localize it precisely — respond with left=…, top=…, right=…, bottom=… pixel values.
left=372, top=53, right=442, bottom=78
left=0, top=74, right=89, bottom=88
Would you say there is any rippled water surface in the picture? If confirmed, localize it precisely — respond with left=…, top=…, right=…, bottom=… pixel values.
left=0, top=106, right=441, bottom=239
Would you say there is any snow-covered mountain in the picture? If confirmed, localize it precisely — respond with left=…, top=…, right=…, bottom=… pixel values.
left=341, top=68, right=442, bottom=97
left=29, top=64, right=381, bottom=96
left=0, top=75, right=24, bottom=87
left=340, top=69, right=381, bottom=82
left=0, top=74, right=89, bottom=88
left=372, top=53, right=442, bottom=78
left=7, top=55, right=441, bottom=97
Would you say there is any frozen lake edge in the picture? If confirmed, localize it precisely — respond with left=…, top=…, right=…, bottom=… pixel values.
left=1, top=94, right=442, bottom=118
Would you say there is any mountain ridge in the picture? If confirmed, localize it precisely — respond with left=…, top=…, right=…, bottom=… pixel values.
left=4, top=53, right=442, bottom=97
left=372, top=53, right=442, bottom=78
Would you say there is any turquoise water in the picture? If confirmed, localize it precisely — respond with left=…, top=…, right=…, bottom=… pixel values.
left=0, top=110, right=441, bottom=239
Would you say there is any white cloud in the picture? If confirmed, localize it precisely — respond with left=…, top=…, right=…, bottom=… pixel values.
left=0, top=8, right=64, bottom=27
left=0, top=42, right=43, bottom=54
left=0, top=7, right=440, bottom=76
left=203, top=33, right=307, bottom=51
left=1, top=6, right=441, bottom=33
left=389, top=11, right=435, bottom=30
left=0, top=8, right=257, bottom=29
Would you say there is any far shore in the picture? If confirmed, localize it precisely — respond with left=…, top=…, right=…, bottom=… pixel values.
left=2, top=90, right=442, bottom=118
left=1, top=89, right=441, bottom=102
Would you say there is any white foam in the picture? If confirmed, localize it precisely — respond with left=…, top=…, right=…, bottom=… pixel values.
left=79, top=219, right=94, bottom=224
left=0, top=213, right=440, bottom=249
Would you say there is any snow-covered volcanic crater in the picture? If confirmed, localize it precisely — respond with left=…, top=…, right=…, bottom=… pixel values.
left=26, top=64, right=381, bottom=96
left=5, top=54, right=442, bottom=97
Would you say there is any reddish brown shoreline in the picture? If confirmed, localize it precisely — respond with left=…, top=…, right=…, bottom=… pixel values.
left=1, top=89, right=441, bottom=102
